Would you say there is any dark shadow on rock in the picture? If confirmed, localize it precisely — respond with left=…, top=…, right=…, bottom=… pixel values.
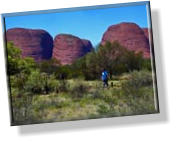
left=17, top=10, right=168, bottom=135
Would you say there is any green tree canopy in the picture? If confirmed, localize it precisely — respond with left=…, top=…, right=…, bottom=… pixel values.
left=7, top=42, right=36, bottom=75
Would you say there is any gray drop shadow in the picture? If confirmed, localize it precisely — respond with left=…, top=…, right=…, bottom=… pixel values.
left=17, top=10, right=168, bottom=135
left=151, top=10, right=168, bottom=121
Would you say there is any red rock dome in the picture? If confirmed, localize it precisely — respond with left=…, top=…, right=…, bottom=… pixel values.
left=142, top=28, right=154, bottom=48
left=143, top=28, right=150, bottom=40
left=101, top=22, right=150, bottom=58
left=52, top=34, right=93, bottom=65
left=6, top=28, right=53, bottom=61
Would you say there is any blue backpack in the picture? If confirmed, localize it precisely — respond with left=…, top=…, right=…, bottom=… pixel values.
left=102, top=71, right=108, bottom=81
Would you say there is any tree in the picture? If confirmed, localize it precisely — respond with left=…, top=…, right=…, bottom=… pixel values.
left=96, top=41, right=145, bottom=76
left=7, top=42, right=22, bottom=75
left=37, top=58, right=60, bottom=74
left=7, top=41, right=36, bottom=92
left=7, top=42, right=36, bottom=75
left=72, top=41, right=146, bottom=80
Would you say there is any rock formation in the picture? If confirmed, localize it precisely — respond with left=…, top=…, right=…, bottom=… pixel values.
left=6, top=28, right=53, bottom=61
left=81, top=39, right=94, bottom=53
left=143, top=28, right=154, bottom=48
left=143, top=28, right=150, bottom=40
left=52, top=34, right=93, bottom=65
left=101, top=22, right=150, bottom=58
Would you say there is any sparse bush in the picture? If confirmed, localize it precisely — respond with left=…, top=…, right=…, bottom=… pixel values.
left=11, top=90, right=34, bottom=124
left=37, top=58, right=60, bottom=74
left=71, top=80, right=89, bottom=98
left=24, top=70, right=45, bottom=94
left=141, top=59, right=152, bottom=71
left=23, top=71, right=68, bottom=95
left=121, top=70, right=153, bottom=94
left=57, top=80, right=69, bottom=93
left=10, top=73, right=28, bottom=90
left=120, top=70, right=156, bottom=114
left=92, top=90, right=102, bottom=99
left=47, top=75, right=59, bottom=92
left=98, top=104, right=110, bottom=114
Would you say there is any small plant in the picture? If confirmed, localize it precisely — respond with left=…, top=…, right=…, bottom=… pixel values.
left=24, top=70, right=44, bottom=94
left=92, top=90, right=102, bottom=99
left=121, top=70, right=153, bottom=96
left=97, top=104, right=110, bottom=114
left=71, top=80, right=89, bottom=98
left=57, top=80, right=69, bottom=93
left=11, top=90, right=34, bottom=124
left=119, top=70, right=155, bottom=114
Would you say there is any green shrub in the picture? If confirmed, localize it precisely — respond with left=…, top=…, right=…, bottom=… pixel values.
left=92, top=90, right=102, bottom=99
left=97, top=104, right=110, bottom=114
left=120, top=70, right=156, bottom=114
left=7, top=42, right=36, bottom=75
left=141, top=59, right=152, bottom=71
left=24, top=70, right=44, bottom=94
left=47, top=75, right=59, bottom=92
left=23, top=71, right=69, bottom=94
left=10, top=73, right=28, bottom=90
left=37, top=59, right=60, bottom=74
left=121, top=70, right=153, bottom=93
left=11, top=90, right=34, bottom=124
left=56, top=80, right=69, bottom=93
left=70, top=80, right=89, bottom=98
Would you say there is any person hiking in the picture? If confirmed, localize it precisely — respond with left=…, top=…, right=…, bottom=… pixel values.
left=101, top=69, right=109, bottom=88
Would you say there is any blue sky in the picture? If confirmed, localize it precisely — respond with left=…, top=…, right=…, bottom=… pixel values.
left=4, top=2, right=150, bottom=47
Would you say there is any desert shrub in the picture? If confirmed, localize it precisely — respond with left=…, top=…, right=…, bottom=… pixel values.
left=46, top=74, right=59, bottom=92
left=72, top=51, right=99, bottom=80
left=56, top=80, right=69, bottom=93
left=11, top=90, right=35, bottom=124
left=141, top=59, right=152, bottom=71
left=128, top=87, right=155, bottom=114
left=10, top=73, right=28, bottom=90
left=37, top=58, right=60, bottom=74
left=54, top=65, right=80, bottom=80
left=98, top=104, right=110, bottom=114
left=120, top=70, right=156, bottom=114
left=70, top=80, right=89, bottom=98
left=7, top=42, right=22, bottom=75
left=24, top=71, right=68, bottom=94
left=24, top=70, right=45, bottom=94
left=121, top=70, right=153, bottom=94
left=33, top=94, right=70, bottom=112
left=92, top=89, right=102, bottom=99
left=17, top=57, right=36, bottom=74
